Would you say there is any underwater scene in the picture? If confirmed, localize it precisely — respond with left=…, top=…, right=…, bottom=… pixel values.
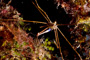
left=0, top=0, right=90, bottom=60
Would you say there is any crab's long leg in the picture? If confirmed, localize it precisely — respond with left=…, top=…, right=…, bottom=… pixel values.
left=7, top=0, right=12, bottom=5
left=35, top=0, right=52, bottom=23
left=32, top=0, right=52, bottom=23
left=57, top=23, right=75, bottom=26
left=32, top=2, right=50, bottom=23
left=22, top=19, right=47, bottom=24
left=57, top=27, right=82, bottom=60
left=54, top=29, right=59, bottom=48
left=40, top=25, right=47, bottom=28
left=54, top=29, right=64, bottom=60
left=0, top=19, right=47, bottom=24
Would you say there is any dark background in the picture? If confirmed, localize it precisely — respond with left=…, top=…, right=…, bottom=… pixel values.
left=4, top=0, right=79, bottom=59
left=8, top=0, right=71, bottom=38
